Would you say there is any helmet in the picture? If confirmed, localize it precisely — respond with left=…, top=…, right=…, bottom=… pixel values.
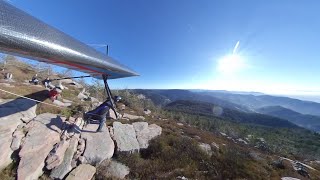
left=114, top=96, right=122, bottom=102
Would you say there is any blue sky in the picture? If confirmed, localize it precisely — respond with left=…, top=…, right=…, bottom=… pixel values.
left=10, top=0, right=320, bottom=95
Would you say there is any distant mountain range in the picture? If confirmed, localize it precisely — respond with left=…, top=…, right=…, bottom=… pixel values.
left=198, top=91, right=320, bottom=116
left=131, top=89, right=320, bottom=132
left=165, top=100, right=299, bottom=129
left=132, top=89, right=251, bottom=112
left=257, top=106, right=320, bottom=132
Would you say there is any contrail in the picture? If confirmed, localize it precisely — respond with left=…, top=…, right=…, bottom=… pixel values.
left=233, top=41, right=240, bottom=54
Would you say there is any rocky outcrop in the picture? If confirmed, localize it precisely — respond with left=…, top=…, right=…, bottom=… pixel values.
left=10, top=124, right=26, bottom=151
left=65, top=164, right=96, bottom=180
left=133, top=122, right=162, bottom=149
left=46, top=140, right=70, bottom=170
left=122, top=113, right=145, bottom=120
left=81, top=124, right=114, bottom=165
left=50, top=136, right=79, bottom=180
left=0, top=99, right=36, bottom=170
left=113, top=122, right=140, bottom=152
left=17, top=113, right=64, bottom=180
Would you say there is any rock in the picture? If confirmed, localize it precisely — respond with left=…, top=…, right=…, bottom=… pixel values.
left=120, top=104, right=126, bottom=110
left=50, top=136, right=79, bottom=180
left=220, top=132, right=227, bottom=136
left=60, top=79, right=74, bottom=84
left=0, top=99, right=36, bottom=170
left=122, top=113, right=145, bottom=120
left=281, top=177, right=300, bottom=180
left=211, top=142, right=219, bottom=150
left=53, top=99, right=72, bottom=107
left=249, top=151, right=263, bottom=161
left=98, top=160, right=130, bottom=179
left=143, top=109, right=151, bottom=115
left=78, top=156, right=86, bottom=164
left=109, top=109, right=121, bottom=120
left=90, top=97, right=99, bottom=103
left=0, top=98, right=37, bottom=123
left=237, top=138, right=248, bottom=145
left=70, top=81, right=83, bottom=89
left=64, top=117, right=84, bottom=138
left=10, top=127, right=25, bottom=151
left=177, top=123, right=183, bottom=126
left=177, top=176, right=188, bottom=180
left=199, top=143, right=212, bottom=156
left=65, top=164, right=96, bottom=180
left=113, top=122, right=140, bottom=152
left=17, top=113, right=64, bottom=180
left=46, top=140, right=70, bottom=170
left=81, top=124, right=114, bottom=165
left=133, top=122, right=162, bottom=149
left=77, top=92, right=88, bottom=100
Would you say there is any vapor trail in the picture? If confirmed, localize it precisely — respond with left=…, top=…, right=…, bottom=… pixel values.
left=233, top=41, right=240, bottom=54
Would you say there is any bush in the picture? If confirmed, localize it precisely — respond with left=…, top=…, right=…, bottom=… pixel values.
left=117, top=134, right=211, bottom=179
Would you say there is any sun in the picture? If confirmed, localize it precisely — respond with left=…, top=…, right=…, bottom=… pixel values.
left=217, top=54, right=246, bottom=75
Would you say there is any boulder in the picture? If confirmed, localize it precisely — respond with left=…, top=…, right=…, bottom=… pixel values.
left=81, top=124, right=114, bottom=165
left=46, top=140, right=70, bottom=170
left=0, top=98, right=37, bottom=123
left=281, top=178, right=300, bottom=180
left=199, top=143, right=212, bottom=156
left=122, top=113, right=145, bottom=120
left=10, top=125, right=25, bottom=151
left=0, top=99, right=36, bottom=170
left=17, top=113, right=64, bottom=180
left=65, top=164, right=96, bottom=180
left=70, top=81, right=83, bottom=89
left=77, top=92, right=88, bottom=100
left=177, top=123, right=183, bottom=126
left=53, top=99, right=72, bottom=107
left=133, top=122, right=162, bottom=149
left=113, top=122, right=140, bottom=152
left=143, top=109, right=151, bottom=115
left=97, top=160, right=130, bottom=179
left=50, top=136, right=79, bottom=179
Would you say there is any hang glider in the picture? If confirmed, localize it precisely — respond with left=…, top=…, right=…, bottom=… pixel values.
left=0, top=1, right=138, bottom=79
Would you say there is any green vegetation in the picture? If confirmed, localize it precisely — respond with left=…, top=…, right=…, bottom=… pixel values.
left=163, top=100, right=320, bottom=160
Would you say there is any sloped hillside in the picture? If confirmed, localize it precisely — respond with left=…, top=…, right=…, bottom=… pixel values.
left=257, top=106, right=320, bottom=132
left=1, top=58, right=320, bottom=179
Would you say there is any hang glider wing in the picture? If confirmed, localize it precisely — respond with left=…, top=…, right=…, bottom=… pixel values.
left=0, top=1, right=138, bottom=79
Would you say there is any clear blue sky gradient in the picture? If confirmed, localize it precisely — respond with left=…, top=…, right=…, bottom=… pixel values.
left=10, top=0, right=320, bottom=94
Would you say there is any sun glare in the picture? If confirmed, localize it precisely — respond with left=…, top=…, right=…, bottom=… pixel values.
left=217, top=54, right=246, bottom=75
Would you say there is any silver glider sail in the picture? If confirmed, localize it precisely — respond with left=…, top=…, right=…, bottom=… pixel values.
left=0, top=1, right=138, bottom=79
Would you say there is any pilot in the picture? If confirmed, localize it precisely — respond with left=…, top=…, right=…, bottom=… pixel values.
left=84, top=96, right=121, bottom=132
